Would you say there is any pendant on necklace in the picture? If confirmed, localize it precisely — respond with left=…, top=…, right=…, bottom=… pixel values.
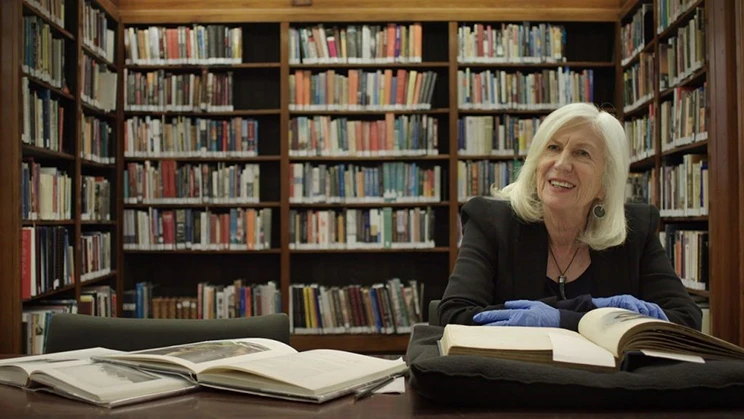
left=558, top=275, right=567, bottom=300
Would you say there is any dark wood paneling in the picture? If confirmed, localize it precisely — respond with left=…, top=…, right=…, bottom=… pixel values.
left=94, top=0, right=120, bottom=20
left=707, top=0, right=741, bottom=345
left=0, top=0, right=22, bottom=355
left=736, top=0, right=744, bottom=347
left=116, top=0, right=619, bottom=23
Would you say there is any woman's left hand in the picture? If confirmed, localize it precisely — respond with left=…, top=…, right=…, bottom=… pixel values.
left=472, top=300, right=560, bottom=327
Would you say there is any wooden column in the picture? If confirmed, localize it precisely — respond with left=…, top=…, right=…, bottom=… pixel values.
left=735, top=0, right=744, bottom=347
left=0, top=0, right=22, bottom=355
left=707, top=0, right=741, bottom=345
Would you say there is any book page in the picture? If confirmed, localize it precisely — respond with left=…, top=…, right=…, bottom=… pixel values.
left=548, top=332, right=616, bottom=368
left=0, top=347, right=123, bottom=387
left=578, top=307, right=663, bottom=357
left=31, top=360, right=196, bottom=407
left=441, top=324, right=580, bottom=354
left=97, top=338, right=298, bottom=374
left=199, top=349, right=407, bottom=394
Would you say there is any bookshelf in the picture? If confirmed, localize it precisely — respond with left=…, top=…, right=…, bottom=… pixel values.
left=1, top=0, right=741, bottom=355
left=619, top=0, right=709, bottom=322
left=112, top=16, right=621, bottom=354
left=0, top=0, right=122, bottom=355
left=617, top=0, right=741, bottom=342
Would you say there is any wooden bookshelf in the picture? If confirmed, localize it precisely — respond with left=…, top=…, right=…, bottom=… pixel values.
left=0, top=0, right=122, bottom=354
left=617, top=0, right=741, bottom=343
left=1, top=0, right=741, bottom=355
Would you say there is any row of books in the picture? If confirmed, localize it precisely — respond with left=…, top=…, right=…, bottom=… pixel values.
left=622, top=52, right=654, bottom=108
left=80, top=175, right=111, bottom=221
left=659, top=227, right=709, bottom=291
left=123, top=161, right=261, bottom=204
left=124, top=116, right=259, bottom=157
left=124, top=25, right=244, bottom=65
left=457, top=115, right=542, bottom=156
left=22, top=79, right=66, bottom=153
left=21, top=162, right=72, bottom=221
left=122, top=207, right=273, bottom=251
left=288, top=69, right=438, bottom=110
left=22, top=285, right=117, bottom=354
left=658, top=7, right=705, bottom=91
left=659, top=154, right=708, bottom=217
left=620, top=3, right=653, bottom=66
left=25, top=0, right=66, bottom=28
left=457, top=67, right=594, bottom=109
left=457, top=160, right=522, bottom=202
left=123, top=69, right=234, bottom=112
left=289, top=162, right=443, bottom=204
left=657, top=0, right=699, bottom=34
left=20, top=225, right=74, bottom=300
left=82, top=0, right=116, bottom=64
left=290, top=279, right=423, bottom=335
left=457, top=23, right=566, bottom=63
left=625, top=111, right=655, bottom=163
left=81, top=115, right=115, bottom=163
left=81, top=54, right=117, bottom=113
left=288, top=207, right=436, bottom=250
left=123, top=280, right=281, bottom=320
left=289, top=23, right=423, bottom=64
left=22, top=15, right=67, bottom=90
left=288, top=114, right=439, bottom=157
left=80, top=231, right=112, bottom=281
left=23, top=300, right=77, bottom=355
left=623, top=92, right=652, bottom=114
left=79, top=284, right=117, bottom=317
left=659, top=85, right=707, bottom=151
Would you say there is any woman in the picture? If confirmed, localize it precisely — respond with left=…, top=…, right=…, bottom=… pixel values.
left=438, top=102, right=702, bottom=331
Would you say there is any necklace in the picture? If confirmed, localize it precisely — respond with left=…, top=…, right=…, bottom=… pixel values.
left=548, top=244, right=581, bottom=300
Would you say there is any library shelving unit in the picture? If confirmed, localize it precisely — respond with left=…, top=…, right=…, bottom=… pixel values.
left=2, top=0, right=741, bottom=355
left=112, top=16, right=621, bottom=354
left=618, top=0, right=712, bottom=332
left=0, top=0, right=121, bottom=354
left=118, top=22, right=284, bottom=324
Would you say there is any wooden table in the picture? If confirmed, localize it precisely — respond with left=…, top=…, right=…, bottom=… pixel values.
left=1, top=355, right=743, bottom=417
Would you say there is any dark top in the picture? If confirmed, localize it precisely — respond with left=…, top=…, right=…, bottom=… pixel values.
left=438, top=196, right=703, bottom=331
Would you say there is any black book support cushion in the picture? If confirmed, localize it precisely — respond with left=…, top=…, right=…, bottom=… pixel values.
left=406, top=324, right=744, bottom=409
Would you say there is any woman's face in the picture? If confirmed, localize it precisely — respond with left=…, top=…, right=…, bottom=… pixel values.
left=535, top=124, right=606, bottom=216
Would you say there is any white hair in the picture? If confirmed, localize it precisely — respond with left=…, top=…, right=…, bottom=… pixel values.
left=493, top=102, right=630, bottom=250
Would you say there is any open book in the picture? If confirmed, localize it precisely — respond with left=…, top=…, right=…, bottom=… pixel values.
left=0, top=347, right=197, bottom=407
left=440, top=307, right=744, bottom=372
left=92, top=337, right=407, bottom=403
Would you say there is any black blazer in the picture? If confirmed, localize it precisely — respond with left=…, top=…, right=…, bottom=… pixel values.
left=437, top=196, right=703, bottom=331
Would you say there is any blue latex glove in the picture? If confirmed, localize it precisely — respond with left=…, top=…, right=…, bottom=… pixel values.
left=472, top=300, right=559, bottom=327
left=591, top=294, right=669, bottom=321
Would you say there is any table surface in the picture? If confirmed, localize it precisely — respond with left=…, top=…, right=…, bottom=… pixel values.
left=1, top=355, right=744, bottom=418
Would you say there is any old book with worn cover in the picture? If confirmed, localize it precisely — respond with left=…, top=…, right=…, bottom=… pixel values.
left=439, top=307, right=744, bottom=372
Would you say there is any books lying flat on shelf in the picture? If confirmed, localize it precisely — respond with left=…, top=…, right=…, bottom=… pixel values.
left=440, top=307, right=744, bottom=372
left=0, top=347, right=197, bottom=407
left=93, top=337, right=408, bottom=403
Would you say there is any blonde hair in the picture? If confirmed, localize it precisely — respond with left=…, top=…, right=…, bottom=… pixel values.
left=493, top=102, right=630, bottom=250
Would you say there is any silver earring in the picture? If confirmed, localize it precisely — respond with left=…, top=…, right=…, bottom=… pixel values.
left=593, top=203, right=606, bottom=218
